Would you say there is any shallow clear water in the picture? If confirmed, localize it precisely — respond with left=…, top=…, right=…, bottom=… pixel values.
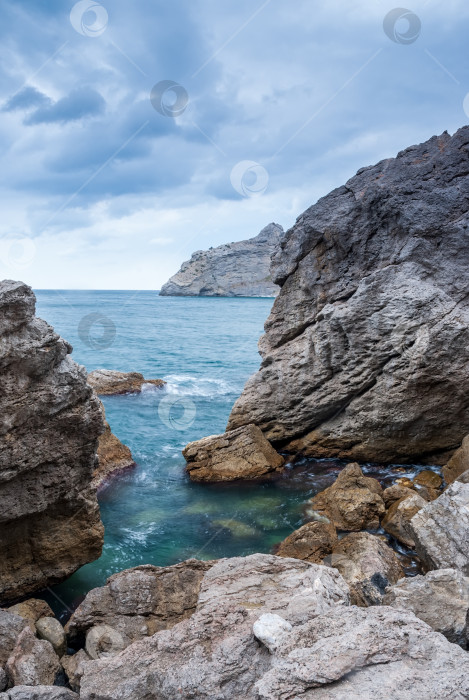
left=34, top=291, right=434, bottom=619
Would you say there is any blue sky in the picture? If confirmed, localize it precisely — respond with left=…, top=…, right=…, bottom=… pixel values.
left=0, top=0, right=468, bottom=289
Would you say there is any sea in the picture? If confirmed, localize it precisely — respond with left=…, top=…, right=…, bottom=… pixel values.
left=35, top=290, right=428, bottom=618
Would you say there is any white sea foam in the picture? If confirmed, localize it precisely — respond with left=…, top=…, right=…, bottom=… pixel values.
left=162, top=374, right=237, bottom=397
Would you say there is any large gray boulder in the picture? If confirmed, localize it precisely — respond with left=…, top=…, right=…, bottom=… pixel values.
left=383, top=568, right=469, bottom=647
left=0, top=280, right=104, bottom=604
left=409, top=480, right=469, bottom=574
left=78, top=554, right=469, bottom=699
left=159, top=223, right=284, bottom=297
left=227, top=127, right=469, bottom=464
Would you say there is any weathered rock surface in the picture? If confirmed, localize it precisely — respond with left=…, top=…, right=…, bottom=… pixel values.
left=227, top=127, right=469, bottom=464
left=183, top=424, right=284, bottom=482
left=382, top=484, right=415, bottom=508
left=87, top=369, right=165, bottom=395
left=66, top=559, right=214, bottom=647
left=381, top=492, right=427, bottom=547
left=78, top=554, right=469, bottom=700
left=6, top=601, right=53, bottom=627
left=0, top=280, right=104, bottom=604
left=308, top=463, right=385, bottom=531
left=61, top=650, right=90, bottom=693
left=443, top=434, right=469, bottom=485
left=324, top=532, right=404, bottom=606
left=93, top=401, right=134, bottom=490
left=0, top=689, right=78, bottom=699
left=35, top=617, right=66, bottom=657
left=0, top=610, right=28, bottom=667
left=410, top=480, right=469, bottom=574
left=160, top=223, right=284, bottom=297
left=383, top=568, right=469, bottom=648
left=85, top=624, right=125, bottom=660
left=276, top=520, right=337, bottom=563
left=5, top=627, right=60, bottom=687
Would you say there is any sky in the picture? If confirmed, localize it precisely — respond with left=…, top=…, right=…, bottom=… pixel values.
left=0, top=0, right=468, bottom=289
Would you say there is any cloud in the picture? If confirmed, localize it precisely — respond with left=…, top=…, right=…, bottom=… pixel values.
left=2, top=86, right=51, bottom=112
left=24, top=86, right=106, bottom=124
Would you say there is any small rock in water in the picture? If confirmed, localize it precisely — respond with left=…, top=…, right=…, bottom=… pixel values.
left=382, top=492, right=427, bottom=548
left=276, top=521, right=337, bottom=564
left=413, top=470, right=442, bottom=490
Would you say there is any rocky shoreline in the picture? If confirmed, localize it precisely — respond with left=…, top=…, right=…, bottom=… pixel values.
left=1, top=126, right=469, bottom=698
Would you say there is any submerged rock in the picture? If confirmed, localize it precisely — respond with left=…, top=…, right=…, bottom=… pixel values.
left=383, top=568, right=469, bottom=648
left=78, top=554, right=469, bottom=700
left=227, top=127, right=469, bottom=464
left=409, top=480, right=469, bottom=574
left=443, top=434, right=469, bottom=485
left=324, top=531, right=404, bottom=606
left=183, top=424, right=284, bottom=482
left=93, top=400, right=135, bottom=490
left=87, top=369, right=165, bottom=395
left=308, top=463, right=385, bottom=531
left=276, top=520, right=337, bottom=563
left=159, top=223, right=284, bottom=297
left=0, top=280, right=104, bottom=605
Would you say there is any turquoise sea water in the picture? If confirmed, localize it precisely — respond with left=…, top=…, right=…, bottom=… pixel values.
left=35, top=291, right=429, bottom=618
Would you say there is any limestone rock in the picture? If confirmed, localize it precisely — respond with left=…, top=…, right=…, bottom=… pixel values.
left=383, top=568, right=469, bottom=647
left=276, top=520, right=337, bottom=563
left=0, top=280, right=104, bottom=604
left=0, top=689, right=78, bottom=699
left=78, top=556, right=469, bottom=700
left=325, top=532, right=404, bottom=606
left=183, top=424, right=284, bottom=482
left=35, top=617, right=66, bottom=657
left=381, top=492, right=427, bottom=547
left=87, top=369, right=165, bottom=396
left=6, top=601, right=54, bottom=626
left=66, top=559, right=214, bottom=647
left=308, top=463, right=385, bottom=531
left=0, top=610, right=29, bottom=666
left=5, top=627, right=60, bottom=687
left=159, top=223, right=284, bottom=297
left=61, top=650, right=90, bottom=692
left=227, top=127, right=469, bottom=465
left=93, top=400, right=134, bottom=490
left=409, top=480, right=469, bottom=574
left=85, top=624, right=125, bottom=660
left=443, top=434, right=469, bottom=485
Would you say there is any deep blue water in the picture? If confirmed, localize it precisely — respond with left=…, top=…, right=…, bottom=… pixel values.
left=34, top=291, right=429, bottom=617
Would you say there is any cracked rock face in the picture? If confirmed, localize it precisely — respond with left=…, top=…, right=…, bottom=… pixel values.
left=227, top=127, right=469, bottom=464
left=159, top=223, right=284, bottom=297
left=0, top=280, right=104, bottom=604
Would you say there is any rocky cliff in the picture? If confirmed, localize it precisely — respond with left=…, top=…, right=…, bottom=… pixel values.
left=0, top=280, right=104, bottom=604
left=227, top=127, right=469, bottom=464
left=159, top=223, right=284, bottom=297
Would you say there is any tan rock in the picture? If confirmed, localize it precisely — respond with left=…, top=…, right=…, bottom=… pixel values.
left=6, top=627, right=60, bottom=687
left=382, top=492, right=427, bottom=547
left=443, top=435, right=469, bottom=485
left=93, top=401, right=135, bottom=490
left=35, top=616, right=66, bottom=657
left=183, top=424, right=284, bottom=482
left=413, top=470, right=442, bottom=490
left=325, top=532, right=404, bottom=606
left=88, top=370, right=165, bottom=396
left=61, top=649, right=90, bottom=692
left=276, top=521, right=337, bottom=563
left=7, top=600, right=54, bottom=625
left=308, top=463, right=385, bottom=531
left=382, top=484, right=415, bottom=508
